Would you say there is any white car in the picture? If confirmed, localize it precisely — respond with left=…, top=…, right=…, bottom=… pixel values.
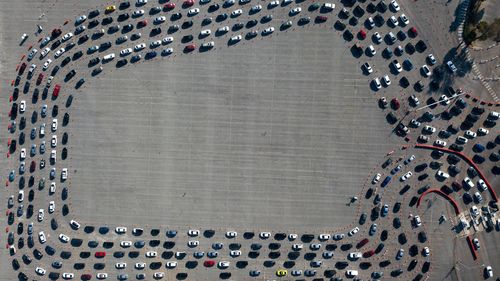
left=20, top=148, right=26, bottom=160
left=292, top=244, right=303, bottom=250
left=155, top=16, right=166, bottom=23
left=373, top=32, right=382, bottom=43
left=134, top=43, right=146, bottom=51
left=373, top=77, right=381, bottom=89
left=472, top=238, right=480, bottom=249
left=48, top=201, right=55, bottom=213
left=288, top=233, right=298, bottom=240
left=348, top=227, right=359, bottom=236
left=55, top=47, right=66, bottom=58
left=96, top=273, right=108, bottom=279
left=19, top=100, right=26, bottom=112
left=135, top=262, right=146, bottom=269
left=396, top=249, right=405, bottom=260
left=260, top=232, right=271, bottom=239
left=218, top=261, right=230, bottom=269
left=390, top=0, right=400, bottom=11
left=52, top=119, right=58, bottom=131
left=434, top=139, right=446, bottom=147
left=28, top=49, right=38, bottom=60
left=70, top=220, right=81, bottom=229
left=166, top=261, right=178, bottom=268
left=363, top=62, right=373, bottom=73
left=423, top=246, right=430, bottom=256
left=51, top=135, right=57, bottom=147
left=436, top=170, right=449, bottom=179
left=262, top=27, right=275, bottom=35
left=389, top=16, right=398, bottom=26
left=424, top=125, right=436, bottom=133
left=188, top=8, right=200, bottom=16
left=226, top=231, right=237, bottom=238
left=348, top=252, right=362, bottom=260
left=133, top=9, right=145, bottom=17
left=464, top=177, right=475, bottom=189
left=368, top=45, right=376, bottom=55
left=162, top=37, right=174, bottom=44
left=218, top=26, right=230, bottom=33
left=40, top=47, right=51, bottom=58
left=421, top=65, right=431, bottom=77
left=62, top=273, right=74, bottom=279
left=346, top=270, right=358, bottom=277
left=269, top=0, right=280, bottom=7
left=59, top=233, right=70, bottom=243
left=231, top=35, right=242, bottom=42
left=200, top=29, right=211, bottom=37
left=464, top=130, right=477, bottom=138
left=251, top=4, right=262, bottom=13
left=456, top=136, right=468, bottom=144
left=188, top=229, right=199, bottom=236
left=146, top=251, right=158, bottom=258
left=372, top=173, right=381, bottom=184
left=38, top=209, right=45, bottom=222
left=115, top=227, right=127, bottom=234
left=392, top=60, right=402, bottom=72
left=153, top=272, right=165, bottom=278
left=120, top=48, right=132, bottom=56
left=120, top=241, right=132, bottom=247
left=414, top=215, right=422, bottom=227
left=137, top=0, right=148, bottom=4
left=477, top=179, right=487, bottom=192
left=485, top=266, right=493, bottom=278
left=440, top=95, right=450, bottom=105
left=188, top=240, right=199, bottom=247
left=230, top=250, right=241, bottom=257
left=382, top=75, right=391, bottom=86
left=202, top=41, right=214, bottom=48
left=478, top=127, right=489, bottom=135
left=319, top=234, right=331, bottom=240
left=35, top=267, right=46, bottom=275
left=61, top=168, right=68, bottom=180
left=115, top=262, right=127, bottom=269
left=76, top=15, right=87, bottom=24
left=404, top=155, right=416, bottom=164
left=401, top=171, right=412, bottom=181
left=447, top=61, right=457, bottom=73
left=399, top=14, right=409, bottom=25
left=50, top=182, right=57, bottom=194
left=427, top=54, right=437, bottom=65
left=231, top=9, right=243, bottom=16
left=43, top=59, right=53, bottom=70
left=39, top=231, right=47, bottom=243
left=62, top=32, right=73, bottom=41
left=150, top=40, right=161, bottom=48
left=162, top=48, right=173, bottom=55
left=50, top=150, right=57, bottom=162
left=290, top=7, right=301, bottom=15
left=470, top=205, right=479, bottom=217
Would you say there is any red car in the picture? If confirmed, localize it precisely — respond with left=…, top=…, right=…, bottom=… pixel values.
left=203, top=260, right=215, bottom=267
left=81, top=274, right=92, bottom=280
left=184, top=0, right=194, bottom=6
left=138, top=20, right=148, bottom=27
left=315, top=16, right=328, bottom=22
left=36, top=73, right=44, bottom=85
left=409, top=27, right=418, bottom=36
left=53, top=84, right=61, bottom=97
left=51, top=28, right=62, bottom=38
left=184, top=44, right=196, bottom=52
left=363, top=250, right=375, bottom=258
left=95, top=252, right=106, bottom=258
left=359, top=29, right=367, bottom=39
left=356, top=238, right=369, bottom=249
left=19, top=63, right=27, bottom=75
left=391, top=98, right=400, bottom=110
left=165, top=3, right=176, bottom=9
left=30, top=161, right=36, bottom=172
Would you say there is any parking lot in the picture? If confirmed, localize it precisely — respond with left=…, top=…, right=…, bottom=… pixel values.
left=0, top=0, right=498, bottom=280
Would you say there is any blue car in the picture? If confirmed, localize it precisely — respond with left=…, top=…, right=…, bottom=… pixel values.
left=403, top=58, right=413, bottom=70
left=381, top=176, right=392, bottom=187
left=473, top=143, right=485, bottom=153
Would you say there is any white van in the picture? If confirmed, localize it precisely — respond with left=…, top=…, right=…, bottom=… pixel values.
left=323, top=3, right=335, bottom=10
left=103, top=53, right=115, bottom=61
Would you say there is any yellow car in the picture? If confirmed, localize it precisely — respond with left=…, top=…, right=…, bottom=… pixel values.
left=105, top=5, right=116, bottom=13
left=276, top=269, right=287, bottom=277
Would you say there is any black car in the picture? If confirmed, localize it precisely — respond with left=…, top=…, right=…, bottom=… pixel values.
left=359, top=213, right=367, bottom=225
left=89, top=9, right=100, bottom=18
left=88, top=19, right=99, bottom=28
left=377, top=0, right=388, bottom=12
left=118, top=13, right=130, bottom=21
left=217, top=13, right=228, bottom=21
left=45, top=245, right=56, bottom=255
left=182, top=20, right=193, bottom=29
left=202, top=17, right=213, bottom=25
left=73, top=50, right=83, bottom=60
left=171, top=12, right=182, bottom=20
left=232, top=22, right=244, bottom=30
left=51, top=65, right=60, bottom=76
left=89, top=57, right=100, bottom=67
left=150, top=6, right=162, bottom=14
left=168, top=25, right=180, bottom=33
left=246, top=19, right=258, bottom=28
left=119, top=1, right=130, bottom=9
left=22, top=254, right=32, bottom=265
left=208, top=3, right=220, bottom=12
left=182, top=35, right=193, bottom=43
left=78, top=34, right=89, bottom=44
left=65, top=69, right=76, bottom=81
left=108, top=25, right=120, bottom=33
left=102, top=17, right=113, bottom=25
left=33, top=249, right=43, bottom=259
